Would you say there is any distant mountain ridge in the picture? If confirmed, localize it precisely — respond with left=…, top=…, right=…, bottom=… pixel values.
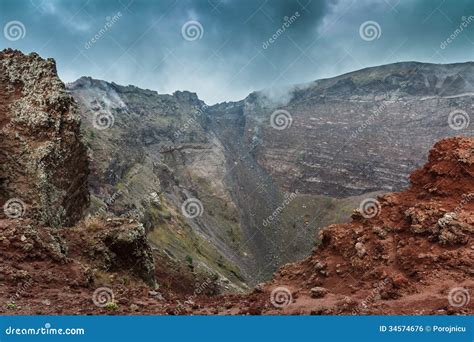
left=287, top=61, right=474, bottom=100
left=218, top=60, right=474, bottom=197
left=68, top=60, right=473, bottom=286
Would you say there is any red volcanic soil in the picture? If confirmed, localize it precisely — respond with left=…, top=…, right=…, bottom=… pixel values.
left=1, top=137, right=472, bottom=315
left=198, top=137, right=474, bottom=315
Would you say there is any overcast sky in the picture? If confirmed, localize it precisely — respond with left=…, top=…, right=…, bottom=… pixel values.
left=1, top=0, right=474, bottom=104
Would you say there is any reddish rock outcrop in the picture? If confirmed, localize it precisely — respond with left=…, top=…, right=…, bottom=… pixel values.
left=197, top=136, right=473, bottom=315
left=0, top=49, right=89, bottom=226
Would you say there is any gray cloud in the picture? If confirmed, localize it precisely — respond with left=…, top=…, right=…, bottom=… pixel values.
left=1, top=0, right=473, bottom=104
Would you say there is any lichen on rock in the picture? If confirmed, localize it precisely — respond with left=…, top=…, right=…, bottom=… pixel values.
left=0, top=49, right=89, bottom=226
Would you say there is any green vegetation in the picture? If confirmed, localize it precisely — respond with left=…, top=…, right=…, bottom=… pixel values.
left=104, top=302, right=119, bottom=310
left=6, top=302, right=17, bottom=309
left=185, top=255, right=193, bottom=265
left=146, top=198, right=246, bottom=287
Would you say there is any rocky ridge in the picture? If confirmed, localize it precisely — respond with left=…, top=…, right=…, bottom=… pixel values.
left=0, top=49, right=89, bottom=226
left=229, top=62, right=474, bottom=198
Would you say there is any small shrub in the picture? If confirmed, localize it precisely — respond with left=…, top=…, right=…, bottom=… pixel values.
left=185, top=255, right=193, bottom=265
left=104, top=301, right=118, bottom=310
left=6, top=302, right=17, bottom=309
